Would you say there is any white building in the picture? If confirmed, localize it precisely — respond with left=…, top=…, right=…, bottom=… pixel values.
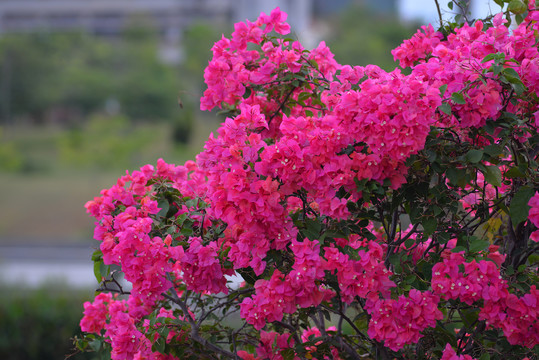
left=0, top=0, right=232, bottom=39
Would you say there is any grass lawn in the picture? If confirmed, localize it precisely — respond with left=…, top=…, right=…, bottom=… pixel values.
left=0, top=115, right=220, bottom=245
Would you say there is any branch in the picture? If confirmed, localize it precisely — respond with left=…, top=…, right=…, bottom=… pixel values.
left=162, top=293, right=236, bottom=359
left=463, top=321, right=486, bottom=355
left=434, top=0, right=444, bottom=26
left=389, top=209, right=399, bottom=243
left=312, top=309, right=365, bottom=360
left=319, top=303, right=369, bottom=342
left=197, top=288, right=254, bottom=325
left=96, top=271, right=130, bottom=295
left=267, top=85, right=298, bottom=125
left=232, top=322, right=249, bottom=360
left=274, top=319, right=302, bottom=345
left=394, top=223, right=420, bottom=247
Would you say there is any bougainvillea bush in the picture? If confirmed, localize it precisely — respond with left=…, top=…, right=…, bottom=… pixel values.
left=77, top=2, right=539, bottom=359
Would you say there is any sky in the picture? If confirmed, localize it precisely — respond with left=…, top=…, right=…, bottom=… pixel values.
left=399, top=0, right=502, bottom=24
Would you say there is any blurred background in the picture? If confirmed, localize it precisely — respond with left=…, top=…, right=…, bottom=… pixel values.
left=0, top=0, right=496, bottom=359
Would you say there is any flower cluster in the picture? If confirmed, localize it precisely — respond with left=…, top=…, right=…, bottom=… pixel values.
left=528, top=192, right=539, bottom=242
left=479, top=285, right=539, bottom=347
left=79, top=5, right=539, bottom=360
left=237, top=331, right=295, bottom=360
left=432, top=252, right=538, bottom=347
left=441, top=343, right=476, bottom=360
left=84, top=158, right=231, bottom=319
left=431, top=252, right=507, bottom=305
left=240, top=239, right=334, bottom=329
left=365, top=290, right=443, bottom=351
left=300, top=327, right=342, bottom=360
left=81, top=294, right=175, bottom=360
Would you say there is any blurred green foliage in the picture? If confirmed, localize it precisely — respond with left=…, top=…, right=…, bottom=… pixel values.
left=181, top=22, right=229, bottom=94
left=0, top=284, right=97, bottom=360
left=0, top=24, right=182, bottom=124
left=0, top=127, right=23, bottom=172
left=0, top=20, right=228, bottom=173
left=326, top=4, right=420, bottom=71
left=57, top=114, right=162, bottom=169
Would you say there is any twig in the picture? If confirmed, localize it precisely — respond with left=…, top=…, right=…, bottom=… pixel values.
left=197, top=288, right=254, bottom=325
left=96, top=271, right=130, bottom=295
left=162, top=293, right=236, bottom=359
left=434, top=0, right=444, bottom=26
left=267, top=85, right=298, bottom=125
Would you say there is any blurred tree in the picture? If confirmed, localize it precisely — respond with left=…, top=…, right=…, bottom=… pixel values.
left=57, top=113, right=158, bottom=170
left=180, top=22, right=228, bottom=95
left=0, top=33, right=64, bottom=124
left=53, top=32, right=117, bottom=120
left=325, top=4, right=419, bottom=71
left=0, top=21, right=186, bottom=125
left=115, top=21, right=180, bottom=121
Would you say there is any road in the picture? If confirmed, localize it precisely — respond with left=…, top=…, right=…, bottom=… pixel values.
left=0, top=244, right=97, bottom=288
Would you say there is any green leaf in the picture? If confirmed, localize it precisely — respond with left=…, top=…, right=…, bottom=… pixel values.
left=479, top=353, right=491, bottom=360
left=451, top=246, right=467, bottom=253
left=423, top=217, right=437, bottom=235
left=469, top=238, right=489, bottom=252
left=509, top=186, right=535, bottom=225
left=502, top=67, right=527, bottom=95
left=303, top=218, right=321, bottom=240
left=433, top=323, right=457, bottom=347
left=508, top=0, right=527, bottom=14
left=465, top=149, right=483, bottom=163
left=439, top=84, right=448, bottom=96
left=157, top=199, right=170, bottom=218
left=404, top=237, right=415, bottom=249
left=483, top=144, right=504, bottom=157
left=451, top=92, right=466, bottom=105
left=298, top=91, right=311, bottom=102
left=418, top=260, right=434, bottom=282
left=242, top=87, right=252, bottom=99
left=439, top=102, right=452, bottom=116
left=504, top=166, right=526, bottom=178
left=281, top=348, right=295, bottom=360
left=437, top=232, right=451, bottom=244
left=157, top=326, right=170, bottom=339
left=446, top=168, right=458, bottom=186
left=152, top=337, right=165, bottom=353
left=388, top=253, right=403, bottom=273
left=180, top=227, right=194, bottom=236
left=99, top=261, right=110, bottom=280
left=94, top=260, right=103, bottom=283
left=145, top=178, right=159, bottom=186
left=446, top=167, right=468, bottom=187
left=91, top=249, right=103, bottom=262
left=283, top=106, right=291, bottom=116
left=491, top=64, right=503, bottom=76
left=482, top=165, right=502, bottom=187
left=502, top=67, right=521, bottom=80
left=511, top=82, right=527, bottom=96
left=461, top=308, right=479, bottom=328
left=89, top=339, right=102, bottom=352
left=482, top=53, right=503, bottom=63
left=237, top=268, right=258, bottom=285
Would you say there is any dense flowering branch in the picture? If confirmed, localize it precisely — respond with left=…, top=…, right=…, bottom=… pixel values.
left=76, top=4, right=539, bottom=360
